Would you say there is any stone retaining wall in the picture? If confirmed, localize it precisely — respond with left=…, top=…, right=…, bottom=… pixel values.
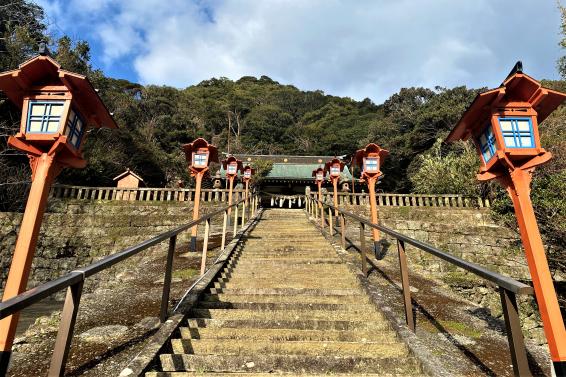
left=0, top=199, right=228, bottom=293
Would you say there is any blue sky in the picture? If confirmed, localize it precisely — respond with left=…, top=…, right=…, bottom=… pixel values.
left=36, top=0, right=564, bottom=103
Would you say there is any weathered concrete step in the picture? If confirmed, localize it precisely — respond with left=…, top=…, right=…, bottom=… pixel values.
left=196, top=301, right=376, bottom=312
left=222, top=266, right=352, bottom=275
left=186, top=318, right=391, bottom=331
left=230, top=258, right=342, bottom=265
left=209, top=287, right=362, bottom=296
left=159, top=354, right=421, bottom=374
left=213, top=281, right=357, bottom=290
left=202, top=293, right=369, bottom=304
left=189, top=308, right=384, bottom=322
left=218, top=271, right=358, bottom=288
left=218, top=275, right=358, bottom=288
left=171, top=338, right=408, bottom=358
left=179, top=326, right=396, bottom=342
left=233, top=254, right=335, bottom=260
left=147, top=372, right=425, bottom=377
left=236, top=250, right=332, bottom=255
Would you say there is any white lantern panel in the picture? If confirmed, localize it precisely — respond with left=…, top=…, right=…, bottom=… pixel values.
left=316, top=172, right=324, bottom=181
left=227, top=164, right=237, bottom=174
left=26, top=101, right=65, bottom=134
left=244, top=171, right=251, bottom=178
left=498, top=117, right=534, bottom=148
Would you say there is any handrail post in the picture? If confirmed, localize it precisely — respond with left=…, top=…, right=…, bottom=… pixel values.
left=221, top=209, right=228, bottom=250
left=233, top=203, right=238, bottom=236
left=160, top=235, right=177, bottom=322
left=360, top=222, right=368, bottom=276
left=200, top=219, right=211, bottom=275
left=340, top=214, right=346, bottom=249
left=500, top=287, right=531, bottom=376
left=48, top=280, right=84, bottom=377
left=397, top=240, right=415, bottom=332
left=328, top=207, right=333, bottom=236
left=242, top=199, right=246, bottom=226
left=320, top=203, right=325, bottom=229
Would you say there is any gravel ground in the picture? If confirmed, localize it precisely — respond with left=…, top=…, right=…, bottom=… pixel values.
left=7, top=234, right=226, bottom=377
left=322, top=219, right=554, bottom=377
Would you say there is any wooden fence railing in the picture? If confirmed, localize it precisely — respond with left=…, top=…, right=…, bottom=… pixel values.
left=313, top=192, right=490, bottom=208
left=49, top=184, right=490, bottom=208
left=49, top=185, right=247, bottom=203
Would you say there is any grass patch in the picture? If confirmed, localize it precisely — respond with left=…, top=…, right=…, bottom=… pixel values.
left=172, top=268, right=199, bottom=280
left=420, top=319, right=483, bottom=339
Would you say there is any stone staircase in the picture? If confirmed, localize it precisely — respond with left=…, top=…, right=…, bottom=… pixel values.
left=146, top=209, right=423, bottom=376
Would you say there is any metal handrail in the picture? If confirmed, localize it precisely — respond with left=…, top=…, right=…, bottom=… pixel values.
left=319, top=200, right=531, bottom=294
left=0, top=193, right=260, bottom=376
left=304, top=195, right=534, bottom=376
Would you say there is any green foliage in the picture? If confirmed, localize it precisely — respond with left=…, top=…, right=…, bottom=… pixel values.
left=250, top=160, right=273, bottom=185
left=408, top=139, right=483, bottom=196
left=558, top=4, right=566, bottom=79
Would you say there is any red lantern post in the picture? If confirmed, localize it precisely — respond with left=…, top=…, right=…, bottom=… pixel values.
left=222, top=156, right=243, bottom=225
left=242, top=165, right=254, bottom=220
left=182, top=138, right=218, bottom=252
left=446, top=62, right=566, bottom=374
left=353, top=144, right=389, bottom=257
left=0, top=54, right=117, bottom=371
left=324, top=158, right=345, bottom=220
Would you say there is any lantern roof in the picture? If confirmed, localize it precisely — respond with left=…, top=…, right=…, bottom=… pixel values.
left=181, top=138, right=219, bottom=164
left=352, top=143, right=389, bottom=168
left=323, top=158, right=345, bottom=173
left=0, top=55, right=117, bottom=129
left=221, top=155, right=244, bottom=172
left=446, top=66, right=566, bottom=142
left=311, top=167, right=325, bottom=177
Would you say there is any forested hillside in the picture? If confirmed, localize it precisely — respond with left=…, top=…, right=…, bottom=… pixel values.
left=0, top=1, right=564, bottom=274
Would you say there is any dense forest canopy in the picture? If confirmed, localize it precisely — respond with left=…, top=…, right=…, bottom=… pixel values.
left=0, top=1, right=564, bottom=274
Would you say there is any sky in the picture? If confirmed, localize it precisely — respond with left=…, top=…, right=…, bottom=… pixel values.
left=36, top=0, right=563, bottom=103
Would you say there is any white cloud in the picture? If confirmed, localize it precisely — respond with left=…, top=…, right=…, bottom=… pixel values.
left=36, top=0, right=562, bottom=102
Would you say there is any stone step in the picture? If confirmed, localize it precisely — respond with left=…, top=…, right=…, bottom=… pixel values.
left=179, top=327, right=396, bottom=342
left=159, top=354, right=421, bottom=374
left=147, top=372, right=425, bottom=377
left=221, top=266, right=352, bottom=275
left=229, top=258, right=343, bottom=265
left=170, top=338, right=408, bottom=358
left=186, top=318, right=391, bottom=331
left=209, top=287, right=362, bottom=296
left=213, top=280, right=357, bottom=289
left=218, top=276, right=358, bottom=285
left=188, top=308, right=383, bottom=322
left=196, top=301, right=376, bottom=312
left=202, top=293, right=369, bottom=305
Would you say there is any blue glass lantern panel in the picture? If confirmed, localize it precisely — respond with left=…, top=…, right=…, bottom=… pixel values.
left=227, top=163, right=237, bottom=175
left=477, top=125, right=496, bottom=162
left=64, top=109, right=85, bottom=149
left=193, top=152, right=208, bottom=168
left=330, top=165, right=341, bottom=176
left=498, top=118, right=534, bottom=148
left=27, top=101, right=65, bottom=134
left=364, top=157, right=379, bottom=173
